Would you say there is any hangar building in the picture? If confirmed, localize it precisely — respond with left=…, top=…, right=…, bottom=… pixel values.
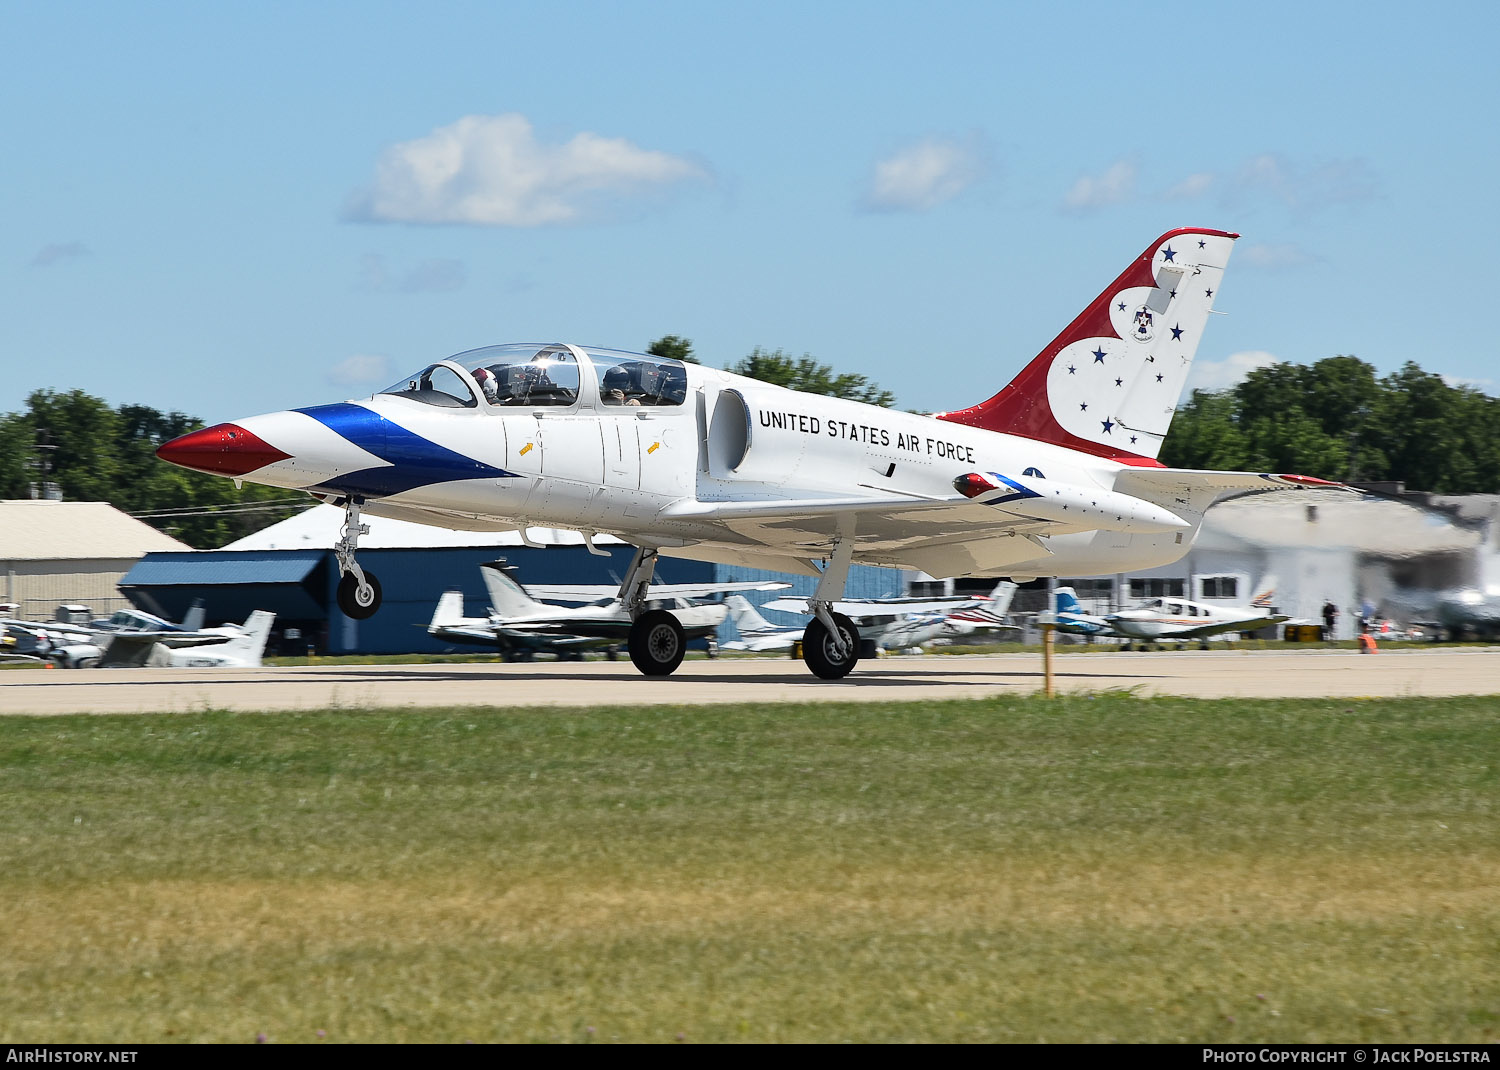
left=0, top=499, right=190, bottom=620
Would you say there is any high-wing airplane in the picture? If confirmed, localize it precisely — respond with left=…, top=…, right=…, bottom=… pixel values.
left=428, top=558, right=787, bottom=670
left=1050, top=581, right=1288, bottom=647
left=157, top=228, right=1338, bottom=680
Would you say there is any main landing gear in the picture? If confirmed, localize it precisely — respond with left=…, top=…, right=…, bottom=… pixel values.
left=334, top=497, right=382, bottom=619
left=619, top=548, right=686, bottom=676
left=801, top=535, right=860, bottom=680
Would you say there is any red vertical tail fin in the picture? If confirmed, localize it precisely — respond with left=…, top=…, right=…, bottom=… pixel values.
left=936, top=228, right=1238, bottom=464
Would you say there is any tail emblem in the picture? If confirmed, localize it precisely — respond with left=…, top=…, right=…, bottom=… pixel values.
left=936, top=228, right=1239, bottom=464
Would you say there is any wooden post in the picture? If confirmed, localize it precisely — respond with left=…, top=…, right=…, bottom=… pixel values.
left=1043, top=624, right=1055, bottom=698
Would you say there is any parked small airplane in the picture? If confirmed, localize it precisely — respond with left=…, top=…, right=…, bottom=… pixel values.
left=158, top=227, right=1338, bottom=679
left=759, top=580, right=1020, bottom=652
left=1050, top=581, right=1287, bottom=647
left=3, top=601, right=216, bottom=666
left=720, top=596, right=806, bottom=653
left=44, top=609, right=276, bottom=667
left=428, top=557, right=787, bottom=670
left=932, top=581, right=1020, bottom=641
left=1049, top=587, right=1116, bottom=637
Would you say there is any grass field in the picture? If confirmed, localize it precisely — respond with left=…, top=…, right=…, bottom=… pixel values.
left=1, top=695, right=1496, bottom=1043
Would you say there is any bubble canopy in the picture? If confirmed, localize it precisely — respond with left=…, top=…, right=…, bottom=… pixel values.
left=378, top=343, right=687, bottom=409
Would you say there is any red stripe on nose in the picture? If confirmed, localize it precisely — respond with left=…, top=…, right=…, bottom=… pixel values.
left=155, top=423, right=292, bottom=477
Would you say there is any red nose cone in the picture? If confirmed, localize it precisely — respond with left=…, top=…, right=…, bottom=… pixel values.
left=156, top=423, right=292, bottom=477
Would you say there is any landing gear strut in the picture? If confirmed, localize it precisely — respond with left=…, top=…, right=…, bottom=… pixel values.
left=802, top=535, right=860, bottom=680
left=334, top=497, right=382, bottom=619
left=618, top=548, right=687, bottom=676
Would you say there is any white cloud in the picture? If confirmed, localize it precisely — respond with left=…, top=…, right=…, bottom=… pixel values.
left=327, top=354, right=392, bottom=387
left=1240, top=243, right=1318, bottom=270
left=1164, top=172, right=1215, bottom=200
left=31, top=241, right=90, bottom=267
left=347, top=113, right=709, bottom=226
left=1185, top=350, right=1281, bottom=394
left=864, top=137, right=984, bottom=212
left=1235, top=153, right=1377, bottom=212
left=1061, top=158, right=1137, bottom=213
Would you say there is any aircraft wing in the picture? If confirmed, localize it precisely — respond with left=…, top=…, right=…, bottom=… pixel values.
left=97, top=634, right=170, bottom=667
left=132, top=631, right=243, bottom=649
left=762, top=596, right=980, bottom=618
left=525, top=579, right=791, bottom=602
left=1106, top=613, right=1290, bottom=639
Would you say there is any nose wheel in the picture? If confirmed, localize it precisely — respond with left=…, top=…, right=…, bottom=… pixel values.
left=333, top=496, right=382, bottom=619
left=337, top=571, right=382, bottom=620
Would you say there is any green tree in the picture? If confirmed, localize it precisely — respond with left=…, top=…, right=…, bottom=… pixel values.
left=728, top=347, right=896, bottom=407
left=1163, top=354, right=1500, bottom=492
left=22, top=389, right=121, bottom=502
left=646, top=335, right=699, bottom=364
left=0, top=391, right=306, bottom=548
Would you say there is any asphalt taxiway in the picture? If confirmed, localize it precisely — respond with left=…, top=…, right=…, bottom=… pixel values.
left=2, top=648, right=1497, bottom=715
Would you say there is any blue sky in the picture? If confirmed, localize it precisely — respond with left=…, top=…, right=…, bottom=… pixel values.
left=5, top=0, right=1497, bottom=422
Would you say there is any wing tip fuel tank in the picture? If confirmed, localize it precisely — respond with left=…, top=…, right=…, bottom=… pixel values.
left=953, top=471, right=1189, bottom=534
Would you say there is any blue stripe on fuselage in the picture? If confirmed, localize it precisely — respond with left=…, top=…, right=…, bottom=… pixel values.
left=983, top=473, right=1041, bottom=505
left=294, top=402, right=518, bottom=498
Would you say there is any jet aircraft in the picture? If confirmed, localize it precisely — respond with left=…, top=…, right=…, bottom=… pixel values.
left=427, top=557, right=787, bottom=670
left=157, top=227, right=1337, bottom=680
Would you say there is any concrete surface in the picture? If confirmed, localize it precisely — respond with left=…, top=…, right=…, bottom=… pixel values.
left=2, top=648, right=1496, bottom=715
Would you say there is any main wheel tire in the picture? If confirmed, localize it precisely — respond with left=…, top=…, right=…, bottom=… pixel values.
left=337, top=571, right=382, bottom=619
left=802, top=612, right=859, bottom=680
left=629, top=610, right=686, bottom=676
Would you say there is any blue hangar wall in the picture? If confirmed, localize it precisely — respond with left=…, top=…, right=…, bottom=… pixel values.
left=123, top=546, right=708, bottom=656
left=121, top=546, right=907, bottom=655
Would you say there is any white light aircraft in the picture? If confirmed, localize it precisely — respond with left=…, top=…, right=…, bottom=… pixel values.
left=1050, top=581, right=1288, bottom=647
left=428, top=557, right=787, bottom=671
left=760, top=580, right=1019, bottom=652
left=157, top=228, right=1337, bottom=680
left=50, top=610, right=276, bottom=668
left=1105, top=578, right=1287, bottom=646
left=721, top=596, right=803, bottom=653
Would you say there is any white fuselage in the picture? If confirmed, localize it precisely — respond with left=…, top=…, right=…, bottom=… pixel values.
left=221, top=357, right=1207, bottom=581
left=1107, top=598, right=1282, bottom=640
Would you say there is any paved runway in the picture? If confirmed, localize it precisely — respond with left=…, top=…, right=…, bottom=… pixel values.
left=2, top=648, right=1497, bottom=714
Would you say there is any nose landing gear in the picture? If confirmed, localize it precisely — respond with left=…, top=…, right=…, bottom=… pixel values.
left=333, top=497, right=382, bottom=619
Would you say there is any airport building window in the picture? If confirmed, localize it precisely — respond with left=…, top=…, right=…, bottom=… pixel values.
left=1130, top=578, right=1185, bottom=599
left=1199, top=576, right=1239, bottom=599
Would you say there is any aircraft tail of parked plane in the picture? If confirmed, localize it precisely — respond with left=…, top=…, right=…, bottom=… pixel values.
left=1051, top=586, right=1113, bottom=636
left=478, top=560, right=549, bottom=618
left=725, top=594, right=780, bottom=637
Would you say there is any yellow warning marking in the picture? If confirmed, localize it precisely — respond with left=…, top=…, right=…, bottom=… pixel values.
left=519, top=442, right=534, bottom=456
left=647, top=441, right=661, bottom=454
